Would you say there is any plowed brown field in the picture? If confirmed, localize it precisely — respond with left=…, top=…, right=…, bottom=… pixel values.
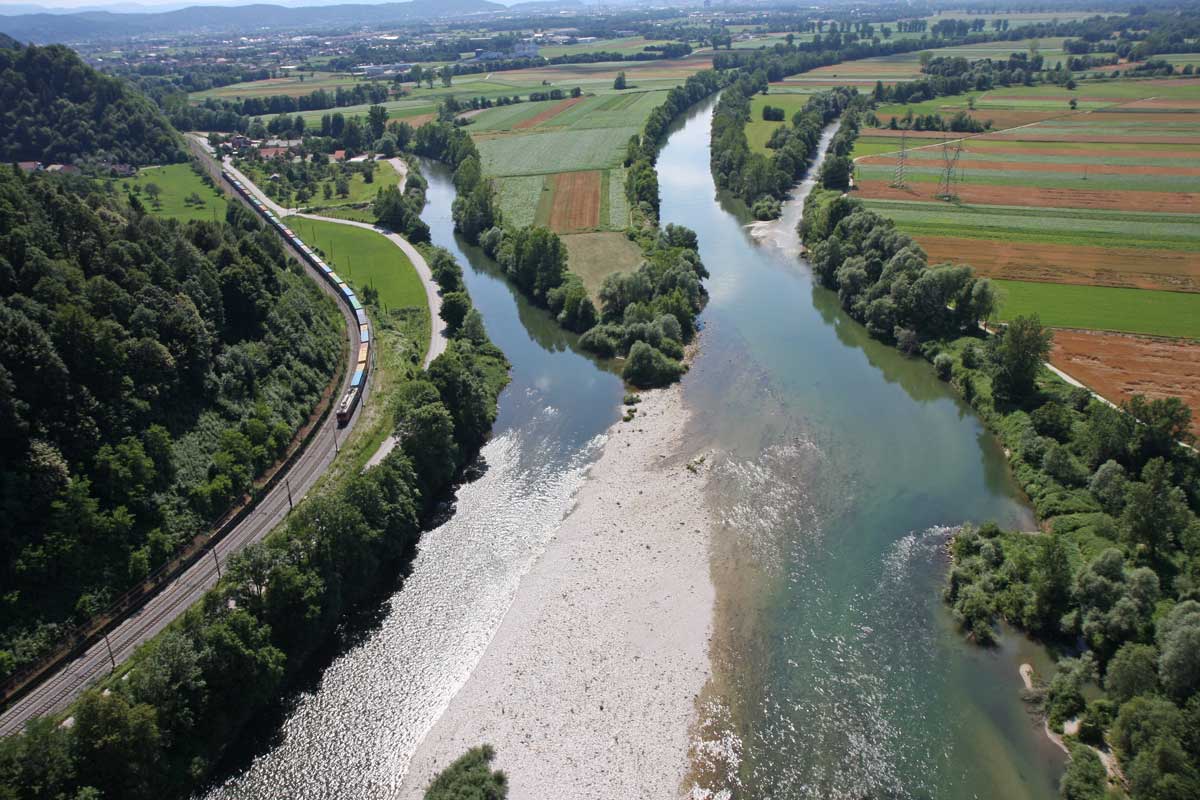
left=856, top=180, right=1200, bottom=213
left=547, top=170, right=601, bottom=233
left=515, top=96, right=587, bottom=130
left=918, top=237, right=1200, bottom=292
left=1051, top=330, right=1200, bottom=434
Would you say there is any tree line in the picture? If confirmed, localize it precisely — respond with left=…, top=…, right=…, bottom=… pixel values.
left=0, top=167, right=344, bottom=685
left=0, top=211, right=510, bottom=800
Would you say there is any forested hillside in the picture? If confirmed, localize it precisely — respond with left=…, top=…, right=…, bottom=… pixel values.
left=0, top=167, right=343, bottom=680
left=0, top=43, right=182, bottom=167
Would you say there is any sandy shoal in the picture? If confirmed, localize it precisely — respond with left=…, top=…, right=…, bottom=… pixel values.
left=398, top=383, right=715, bottom=799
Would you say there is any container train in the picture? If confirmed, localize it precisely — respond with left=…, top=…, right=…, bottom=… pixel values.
left=223, top=169, right=369, bottom=427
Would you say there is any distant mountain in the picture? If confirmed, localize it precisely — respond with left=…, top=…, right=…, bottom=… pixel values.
left=0, top=0, right=505, bottom=42
left=0, top=32, right=19, bottom=47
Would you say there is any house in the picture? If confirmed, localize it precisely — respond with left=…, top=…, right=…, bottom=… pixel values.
left=257, top=146, right=289, bottom=159
left=45, top=164, right=80, bottom=175
left=330, top=149, right=347, bottom=162
left=16, top=161, right=42, bottom=173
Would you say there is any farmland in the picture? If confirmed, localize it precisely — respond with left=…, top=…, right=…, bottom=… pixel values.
left=119, top=162, right=229, bottom=222
left=839, top=67, right=1200, bottom=417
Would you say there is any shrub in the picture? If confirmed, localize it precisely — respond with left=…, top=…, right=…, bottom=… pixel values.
left=751, top=196, right=782, bottom=220
left=623, top=341, right=684, bottom=388
left=933, top=353, right=954, bottom=381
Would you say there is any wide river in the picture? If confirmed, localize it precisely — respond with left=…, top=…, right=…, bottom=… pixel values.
left=203, top=98, right=1065, bottom=799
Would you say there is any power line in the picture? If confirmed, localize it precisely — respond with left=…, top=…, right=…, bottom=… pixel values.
left=937, top=140, right=963, bottom=202
left=891, top=130, right=908, bottom=189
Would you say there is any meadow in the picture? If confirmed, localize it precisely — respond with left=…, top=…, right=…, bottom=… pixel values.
left=119, top=162, right=229, bottom=222
left=286, top=216, right=430, bottom=336
left=746, top=93, right=814, bottom=153
left=240, top=159, right=400, bottom=209
left=993, top=280, right=1200, bottom=339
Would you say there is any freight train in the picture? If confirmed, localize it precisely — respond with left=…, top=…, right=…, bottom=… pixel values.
left=223, top=169, right=369, bottom=427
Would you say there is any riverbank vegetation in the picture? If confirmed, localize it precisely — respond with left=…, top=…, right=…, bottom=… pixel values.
left=0, top=178, right=509, bottom=799
left=422, top=744, right=508, bottom=799
left=0, top=168, right=342, bottom=684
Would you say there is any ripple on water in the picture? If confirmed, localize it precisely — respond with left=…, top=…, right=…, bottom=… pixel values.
left=200, top=412, right=605, bottom=800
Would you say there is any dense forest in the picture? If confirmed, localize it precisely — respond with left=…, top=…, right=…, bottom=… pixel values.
left=0, top=198, right=509, bottom=798
left=801, top=129, right=1200, bottom=800
left=0, top=43, right=182, bottom=167
left=0, top=167, right=343, bottom=681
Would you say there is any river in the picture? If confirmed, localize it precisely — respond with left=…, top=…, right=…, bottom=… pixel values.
left=202, top=97, right=1064, bottom=799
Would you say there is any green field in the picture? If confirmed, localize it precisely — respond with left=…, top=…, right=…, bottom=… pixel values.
left=493, top=174, right=547, bottom=227
left=993, top=279, right=1200, bottom=339
left=119, top=163, right=229, bottom=222
left=746, top=93, right=814, bottom=153
left=546, top=90, right=668, bottom=130
left=475, top=126, right=637, bottom=176
left=864, top=199, right=1200, bottom=251
left=285, top=217, right=430, bottom=343
left=468, top=99, right=559, bottom=131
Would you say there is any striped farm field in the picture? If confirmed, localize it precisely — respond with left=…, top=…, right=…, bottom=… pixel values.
left=474, top=125, right=637, bottom=176
left=514, top=95, right=588, bottom=129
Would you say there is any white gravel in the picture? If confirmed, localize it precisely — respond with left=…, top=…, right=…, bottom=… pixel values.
left=398, top=384, right=716, bottom=799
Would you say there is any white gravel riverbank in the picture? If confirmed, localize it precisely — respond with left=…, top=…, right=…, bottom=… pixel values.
left=398, top=383, right=716, bottom=799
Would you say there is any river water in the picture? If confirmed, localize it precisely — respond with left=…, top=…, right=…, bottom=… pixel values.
left=203, top=98, right=1064, bottom=799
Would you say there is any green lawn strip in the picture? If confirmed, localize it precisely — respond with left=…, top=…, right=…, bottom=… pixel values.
left=992, top=279, right=1200, bottom=339
left=599, top=169, right=611, bottom=228
left=119, top=163, right=229, bottom=222
left=314, top=205, right=377, bottom=223
left=607, top=167, right=629, bottom=229
left=863, top=200, right=1200, bottom=249
left=856, top=163, right=1200, bottom=191
left=285, top=216, right=430, bottom=347
left=897, top=149, right=1200, bottom=167
left=533, top=175, right=555, bottom=226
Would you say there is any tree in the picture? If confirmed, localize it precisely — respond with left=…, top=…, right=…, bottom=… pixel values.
left=989, top=314, right=1052, bottom=404
left=1157, top=600, right=1200, bottom=700
left=1033, top=532, right=1073, bottom=634
left=398, top=401, right=459, bottom=493
left=613, top=71, right=627, bottom=90
left=143, top=182, right=162, bottom=206
left=440, top=291, right=470, bottom=334
left=1121, top=458, right=1190, bottom=560
left=1060, top=744, right=1108, bottom=800
left=1124, top=395, right=1194, bottom=465
left=367, top=105, right=388, bottom=140
left=440, top=65, right=453, bottom=88
left=819, top=155, right=853, bottom=190
left=424, top=745, right=507, bottom=800
left=70, top=691, right=161, bottom=800
left=623, top=341, right=683, bottom=388
left=1105, top=642, right=1160, bottom=704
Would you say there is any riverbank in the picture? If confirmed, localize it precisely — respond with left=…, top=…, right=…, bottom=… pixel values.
left=399, top=381, right=716, bottom=799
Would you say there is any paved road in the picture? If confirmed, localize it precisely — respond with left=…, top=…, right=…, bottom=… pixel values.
left=0, top=142, right=368, bottom=737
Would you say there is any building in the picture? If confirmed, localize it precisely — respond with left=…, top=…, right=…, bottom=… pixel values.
left=353, top=63, right=412, bottom=78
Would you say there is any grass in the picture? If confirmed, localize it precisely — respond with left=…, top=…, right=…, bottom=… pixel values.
left=561, top=232, right=644, bottom=302
left=864, top=199, right=1200, bottom=251
left=119, top=163, right=229, bottom=222
left=474, top=126, right=637, bottom=176
left=469, top=99, right=560, bottom=132
left=745, top=93, right=814, bottom=154
left=286, top=216, right=430, bottom=343
left=993, top=279, right=1200, bottom=339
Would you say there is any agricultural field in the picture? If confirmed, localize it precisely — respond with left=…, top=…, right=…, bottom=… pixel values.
left=118, top=162, right=229, bottom=222
left=475, top=126, right=637, bottom=176
left=285, top=216, right=429, bottom=333
left=561, top=232, right=644, bottom=302
left=772, top=38, right=1068, bottom=89
left=193, top=70, right=365, bottom=101
left=846, top=72, right=1200, bottom=418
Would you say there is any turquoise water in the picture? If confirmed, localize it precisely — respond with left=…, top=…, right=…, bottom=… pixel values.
left=661, top=99, right=1064, bottom=799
